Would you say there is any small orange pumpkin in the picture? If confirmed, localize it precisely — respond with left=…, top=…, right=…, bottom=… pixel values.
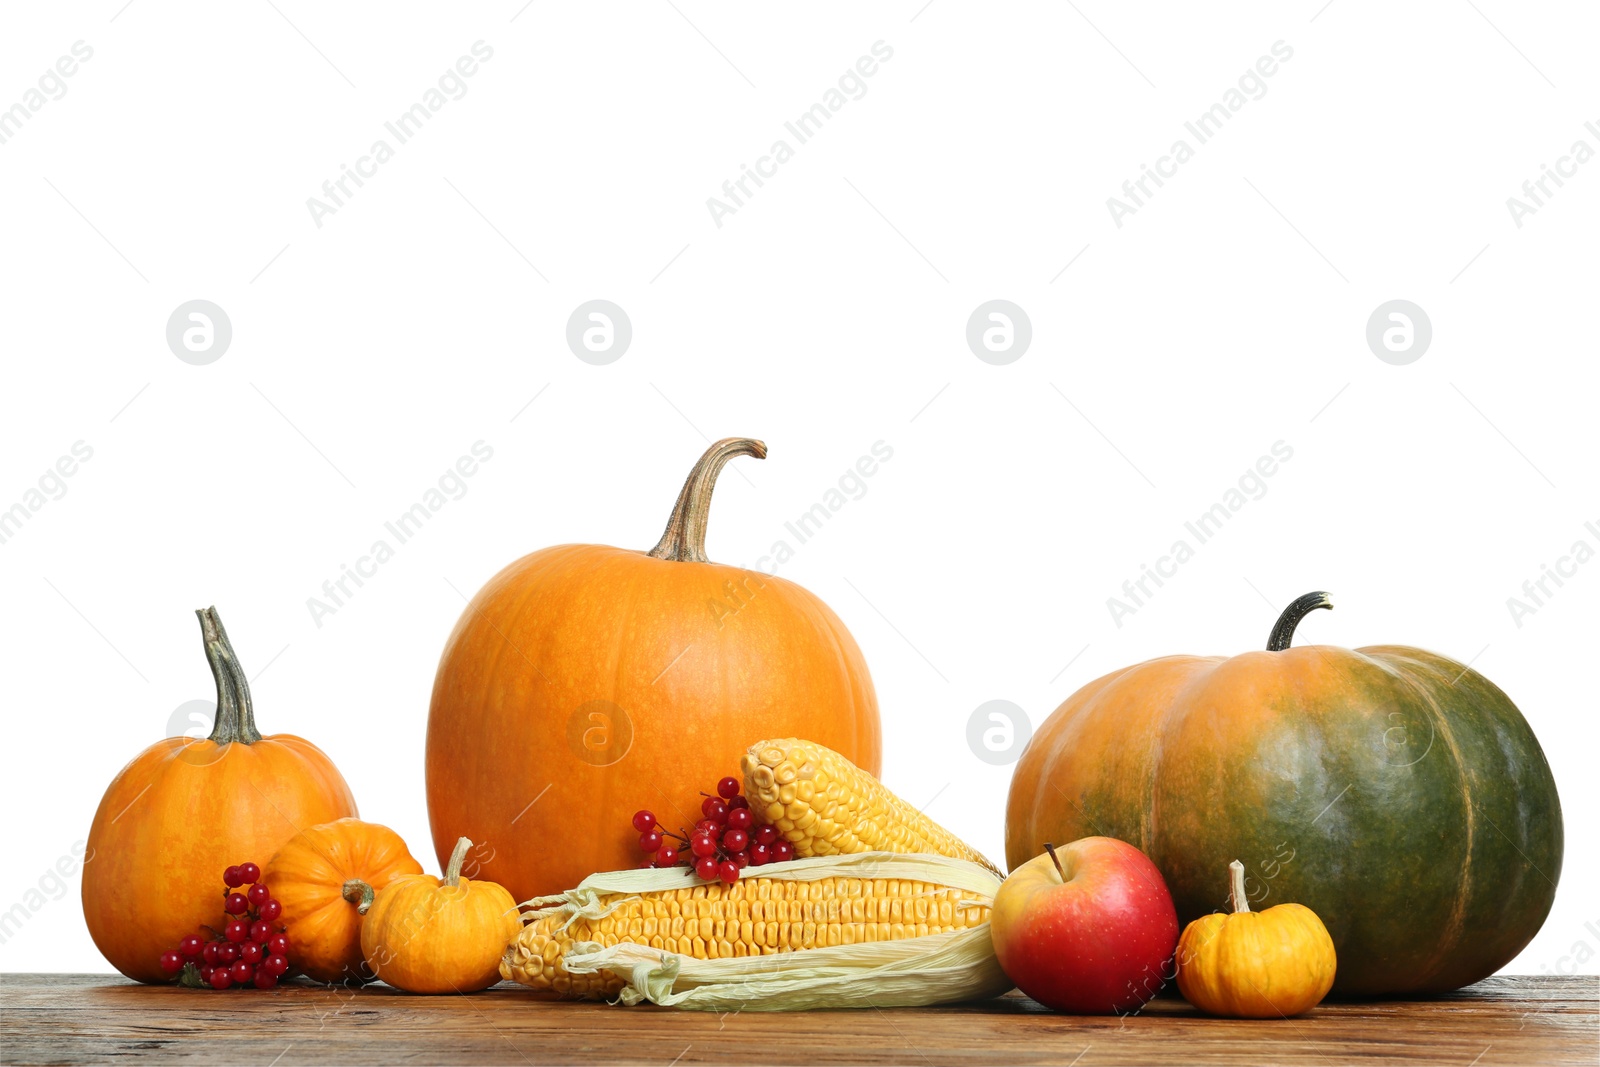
left=356, top=837, right=520, bottom=994
left=83, top=608, right=356, bottom=983
left=1176, top=860, right=1337, bottom=1018
left=263, top=818, right=423, bottom=984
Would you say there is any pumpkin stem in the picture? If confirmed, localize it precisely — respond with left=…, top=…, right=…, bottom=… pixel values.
left=1227, top=859, right=1251, bottom=914
left=445, top=837, right=472, bottom=888
left=196, top=607, right=261, bottom=745
left=342, top=879, right=375, bottom=915
left=646, top=438, right=767, bottom=563
left=1266, top=591, right=1333, bottom=652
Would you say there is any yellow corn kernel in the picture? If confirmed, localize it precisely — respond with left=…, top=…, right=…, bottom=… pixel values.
left=500, top=872, right=992, bottom=999
left=741, top=739, right=1000, bottom=874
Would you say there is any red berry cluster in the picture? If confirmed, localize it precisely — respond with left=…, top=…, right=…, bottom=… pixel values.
left=159, top=861, right=291, bottom=990
left=631, top=776, right=793, bottom=885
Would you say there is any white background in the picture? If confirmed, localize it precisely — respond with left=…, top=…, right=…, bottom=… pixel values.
left=1, top=2, right=1595, bottom=977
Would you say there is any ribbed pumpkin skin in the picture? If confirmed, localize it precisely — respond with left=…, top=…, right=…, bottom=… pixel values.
left=1176, top=903, right=1337, bottom=1017
left=83, top=738, right=357, bottom=983
left=426, top=544, right=881, bottom=904
left=263, top=818, right=423, bottom=984
left=361, top=872, right=521, bottom=994
left=1005, top=644, right=1562, bottom=996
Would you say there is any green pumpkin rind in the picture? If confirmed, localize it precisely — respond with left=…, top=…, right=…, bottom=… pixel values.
left=1006, top=599, right=1563, bottom=997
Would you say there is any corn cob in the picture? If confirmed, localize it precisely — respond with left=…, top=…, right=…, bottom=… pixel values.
left=499, top=853, right=1008, bottom=1008
left=741, top=738, right=1001, bottom=874
left=503, top=873, right=989, bottom=998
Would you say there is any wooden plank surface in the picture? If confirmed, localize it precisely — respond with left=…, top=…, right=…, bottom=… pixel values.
left=3, top=974, right=1595, bottom=1066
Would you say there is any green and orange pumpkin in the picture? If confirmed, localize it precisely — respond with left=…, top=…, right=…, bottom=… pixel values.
left=1006, top=592, right=1562, bottom=996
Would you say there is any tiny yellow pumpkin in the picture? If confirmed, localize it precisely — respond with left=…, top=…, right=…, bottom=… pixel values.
left=1176, top=860, right=1336, bottom=1018
left=354, top=837, right=521, bottom=994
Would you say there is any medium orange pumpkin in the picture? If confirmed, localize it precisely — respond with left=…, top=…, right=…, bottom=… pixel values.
left=425, top=438, right=882, bottom=902
left=82, top=608, right=357, bottom=983
left=263, top=818, right=423, bottom=984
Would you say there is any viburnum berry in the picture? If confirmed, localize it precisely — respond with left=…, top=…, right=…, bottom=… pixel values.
left=755, top=825, right=779, bottom=847
left=629, top=776, right=767, bottom=880
left=717, top=861, right=739, bottom=885
left=772, top=841, right=794, bottom=863
left=750, top=843, right=772, bottom=866
left=171, top=859, right=289, bottom=991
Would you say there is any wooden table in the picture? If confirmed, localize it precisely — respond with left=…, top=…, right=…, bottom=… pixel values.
left=4, top=974, right=1595, bottom=1065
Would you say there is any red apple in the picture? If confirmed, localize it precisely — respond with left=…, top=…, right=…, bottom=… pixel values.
left=991, top=836, right=1179, bottom=1014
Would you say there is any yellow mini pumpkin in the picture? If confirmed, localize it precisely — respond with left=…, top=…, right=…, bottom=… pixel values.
left=355, top=837, right=520, bottom=994
left=1176, top=860, right=1337, bottom=1018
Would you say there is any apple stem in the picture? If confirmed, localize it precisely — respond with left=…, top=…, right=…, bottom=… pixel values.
left=1227, top=859, right=1251, bottom=914
left=1043, top=842, right=1066, bottom=881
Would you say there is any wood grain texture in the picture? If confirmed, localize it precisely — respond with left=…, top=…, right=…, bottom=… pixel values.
left=3, top=974, right=1595, bottom=1066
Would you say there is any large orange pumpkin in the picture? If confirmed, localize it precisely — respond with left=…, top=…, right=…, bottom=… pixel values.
left=83, top=608, right=357, bottom=983
left=1006, top=592, right=1563, bottom=996
left=426, top=438, right=881, bottom=902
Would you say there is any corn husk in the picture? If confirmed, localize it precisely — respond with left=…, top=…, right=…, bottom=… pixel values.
left=508, top=851, right=1012, bottom=1011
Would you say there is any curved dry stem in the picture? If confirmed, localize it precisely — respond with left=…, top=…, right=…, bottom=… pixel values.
left=646, top=438, right=767, bottom=563
left=196, top=606, right=261, bottom=745
left=1266, top=591, right=1333, bottom=652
